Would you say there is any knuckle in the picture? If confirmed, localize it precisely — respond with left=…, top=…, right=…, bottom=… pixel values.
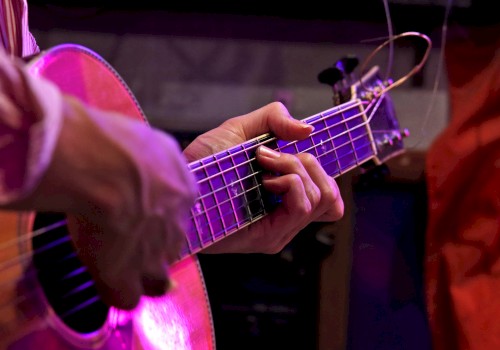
left=298, top=152, right=318, bottom=166
left=294, top=197, right=313, bottom=217
left=289, top=173, right=303, bottom=187
left=322, top=184, right=336, bottom=204
left=282, top=153, right=303, bottom=169
left=334, top=196, right=345, bottom=219
left=326, top=180, right=345, bottom=220
left=268, top=101, right=288, bottom=114
left=308, top=185, right=322, bottom=208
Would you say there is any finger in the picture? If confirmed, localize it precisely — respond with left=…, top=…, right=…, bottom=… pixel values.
left=294, top=153, right=344, bottom=222
left=96, top=274, right=143, bottom=311
left=141, top=271, right=171, bottom=297
left=256, top=174, right=314, bottom=253
left=225, top=102, right=314, bottom=141
left=207, top=174, right=311, bottom=254
left=140, top=227, right=171, bottom=297
left=257, top=146, right=344, bottom=222
left=66, top=214, right=143, bottom=310
left=256, top=146, right=320, bottom=209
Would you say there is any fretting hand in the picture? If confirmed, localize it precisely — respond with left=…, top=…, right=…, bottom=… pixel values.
left=183, top=102, right=344, bottom=254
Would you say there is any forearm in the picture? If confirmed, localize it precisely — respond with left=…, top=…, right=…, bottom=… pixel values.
left=3, top=96, right=143, bottom=218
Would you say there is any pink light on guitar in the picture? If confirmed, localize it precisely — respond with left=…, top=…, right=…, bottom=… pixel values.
left=0, top=32, right=431, bottom=350
left=134, top=296, right=190, bottom=349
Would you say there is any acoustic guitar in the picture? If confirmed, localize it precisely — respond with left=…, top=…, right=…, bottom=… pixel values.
left=0, top=44, right=408, bottom=349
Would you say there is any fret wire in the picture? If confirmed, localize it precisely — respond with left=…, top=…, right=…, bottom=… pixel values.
left=183, top=138, right=376, bottom=253
left=182, top=211, right=198, bottom=257
left=185, top=206, right=202, bottom=255
left=190, top=99, right=368, bottom=181
left=311, top=133, right=321, bottom=159
left=299, top=130, right=373, bottom=170
left=184, top=183, right=264, bottom=254
left=193, top=166, right=216, bottom=250
left=226, top=151, right=244, bottom=231
left=190, top=160, right=263, bottom=250
left=326, top=135, right=372, bottom=175
left=211, top=153, right=229, bottom=241
left=196, top=169, right=263, bottom=203
left=194, top=126, right=375, bottom=208
left=189, top=133, right=374, bottom=224
left=186, top=96, right=383, bottom=250
left=344, top=108, right=360, bottom=168
left=242, top=142, right=263, bottom=220
left=193, top=101, right=372, bottom=188
left=325, top=111, right=342, bottom=172
left=181, top=132, right=377, bottom=259
left=206, top=155, right=221, bottom=242
left=193, top=103, right=377, bottom=205
left=364, top=93, right=387, bottom=156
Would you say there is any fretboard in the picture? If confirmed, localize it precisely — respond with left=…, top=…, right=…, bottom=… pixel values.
left=179, top=99, right=376, bottom=259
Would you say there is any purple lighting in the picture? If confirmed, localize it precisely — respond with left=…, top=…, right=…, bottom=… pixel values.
left=131, top=295, right=190, bottom=349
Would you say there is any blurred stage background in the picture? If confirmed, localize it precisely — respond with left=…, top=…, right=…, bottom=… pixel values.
left=26, top=1, right=489, bottom=349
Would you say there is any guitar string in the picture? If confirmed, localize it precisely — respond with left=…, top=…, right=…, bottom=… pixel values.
left=0, top=118, right=372, bottom=272
left=182, top=95, right=388, bottom=254
left=0, top=10, right=434, bottom=318
left=406, top=0, right=451, bottom=150
left=188, top=59, right=410, bottom=185
left=192, top=100, right=366, bottom=189
left=188, top=120, right=377, bottom=227
left=161, top=98, right=379, bottom=256
left=0, top=84, right=391, bottom=313
left=188, top=96, right=383, bottom=219
left=0, top=99, right=367, bottom=254
left=0, top=137, right=364, bottom=279
left=191, top=130, right=372, bottom=227
left=0, top=95, right=382, bottom=263
left=3, top=98, right=382, bottom=278
left=183, top=132, right=375, bottom=256
left=190, top=85, right=401, bottom=190
left=0, top=23, right=437, bottom=331
left=0, top=129, right=379, bottom=316
left=1, top=37, right=432, bottom=322
left=190, top=106, right=368, bottom=216
left=0, top=36, right=430, bottom=318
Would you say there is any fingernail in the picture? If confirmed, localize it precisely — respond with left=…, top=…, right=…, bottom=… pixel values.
left=258, top=146, right=281, bottom=159
left=294, top=119, right=314, bottom=131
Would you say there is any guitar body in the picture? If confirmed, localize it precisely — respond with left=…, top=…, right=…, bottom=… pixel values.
left=0, top=38, right=415, bottom=350
left=0, top=45, right=215, bottom=350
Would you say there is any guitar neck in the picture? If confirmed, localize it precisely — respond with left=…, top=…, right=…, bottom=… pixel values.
left=178, top=98, right=377, bottom=260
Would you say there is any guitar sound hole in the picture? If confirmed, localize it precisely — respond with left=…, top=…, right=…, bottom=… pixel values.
left=32, top=213, right=109, bottom=334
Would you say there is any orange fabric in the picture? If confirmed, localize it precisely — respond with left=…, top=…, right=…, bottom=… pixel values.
left=425, top=24, right=500, bottom=349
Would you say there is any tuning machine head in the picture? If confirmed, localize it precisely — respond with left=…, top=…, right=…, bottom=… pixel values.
left=336, top=55, right=359, bottom=76
left=317, top=66, right=344, bottom=86
left=317, top=55, right=359, bottom=105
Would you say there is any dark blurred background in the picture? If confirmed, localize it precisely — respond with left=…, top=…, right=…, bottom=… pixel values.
left=25, top=1, right=495, bottom=349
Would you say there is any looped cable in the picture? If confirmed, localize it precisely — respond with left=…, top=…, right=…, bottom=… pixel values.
left=359, top=31, right=432, bottom=96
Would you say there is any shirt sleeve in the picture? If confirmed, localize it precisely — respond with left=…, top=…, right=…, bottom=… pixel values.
left=0, top=47, right=64, bottom=204
left=0, top=0, right=40, bottom=58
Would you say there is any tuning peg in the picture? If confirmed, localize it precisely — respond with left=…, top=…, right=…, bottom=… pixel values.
left=317, top=67, right=344, bottom=86
left=335, top=55, right=359, bottom=75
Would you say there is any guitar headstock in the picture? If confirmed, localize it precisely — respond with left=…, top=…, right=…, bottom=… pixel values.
left=318, top=57, right=408, bottom=166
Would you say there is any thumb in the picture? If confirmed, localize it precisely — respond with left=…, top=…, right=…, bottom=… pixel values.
left=234, top=102, right=314, bottom=141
